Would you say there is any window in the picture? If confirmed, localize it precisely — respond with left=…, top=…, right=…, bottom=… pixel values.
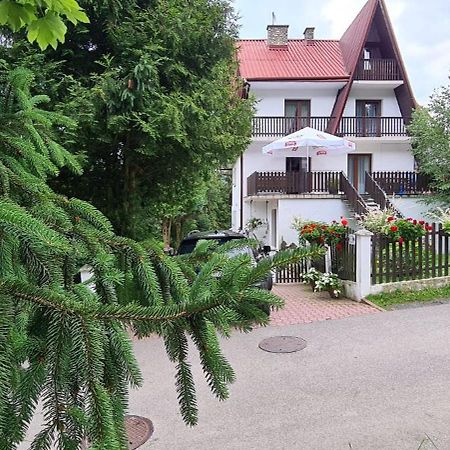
left=356, top=100, right=381, bottom=137
left=285, top=100, right=311, bottom=133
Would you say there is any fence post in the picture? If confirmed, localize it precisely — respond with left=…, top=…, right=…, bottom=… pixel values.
left=325, top=245, right=332, bottom=273
left=355, top=229, right=373, bottom=300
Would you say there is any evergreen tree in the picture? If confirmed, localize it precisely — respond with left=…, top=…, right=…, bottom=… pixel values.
left=0, top=69, right=321, bottom=449
left=0, top=0, right=254, bottom=242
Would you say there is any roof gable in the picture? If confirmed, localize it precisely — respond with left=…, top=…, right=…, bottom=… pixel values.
left=329, top=0, right=416, bottom=133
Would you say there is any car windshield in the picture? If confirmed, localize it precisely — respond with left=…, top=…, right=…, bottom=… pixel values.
left=226, top=247, right=254, bottom=259
left=177, top=237, right=244, bottom=255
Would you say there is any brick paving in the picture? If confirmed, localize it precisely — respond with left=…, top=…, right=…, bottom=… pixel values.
left=271, top=283, right=380, bottom=326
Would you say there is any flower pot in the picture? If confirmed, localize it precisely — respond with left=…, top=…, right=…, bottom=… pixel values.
left=328, top=289, right=341, bottom=299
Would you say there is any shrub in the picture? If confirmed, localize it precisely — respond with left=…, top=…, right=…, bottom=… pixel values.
left=314, top=273, right=343, bottom=297
left=293, top=218, right=348, bottom=246
left=301, top=267, right=321, bottom=286
left=429, top=207, right=450, bottom=233
left=357, top=208, right=398, bottom=234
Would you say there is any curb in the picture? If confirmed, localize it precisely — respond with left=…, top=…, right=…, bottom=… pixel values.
left=361, top=298, right=386, bottom=312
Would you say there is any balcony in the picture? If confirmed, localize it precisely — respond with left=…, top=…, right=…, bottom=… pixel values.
left=252, top=116, right=408, bottom=138
left=247, top=171, right=341, bottom=196
left=247, top=171, right=432, bottom=198
left=354, top=59, right=402, bottom=81
left=337, top=117, right=409, bottom=137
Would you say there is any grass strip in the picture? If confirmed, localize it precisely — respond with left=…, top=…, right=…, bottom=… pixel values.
left=367, top=284, right=450, bottom=309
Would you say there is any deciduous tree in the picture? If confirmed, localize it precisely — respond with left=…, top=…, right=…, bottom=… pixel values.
left=409, top=81, right=450, bottom=196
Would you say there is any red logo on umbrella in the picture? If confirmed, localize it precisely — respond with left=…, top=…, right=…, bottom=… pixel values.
left=285, top=141, right=297, bottom=147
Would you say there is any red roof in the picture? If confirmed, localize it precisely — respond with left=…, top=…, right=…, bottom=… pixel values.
left=237, top=39, right=349, bottom=81
left=340, top=0, right=378, bottom=74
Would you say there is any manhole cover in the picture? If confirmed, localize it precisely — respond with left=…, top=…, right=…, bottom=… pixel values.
left=259, top=336, right=307, bottom=353
left=125, top=415, right=154, bottom=450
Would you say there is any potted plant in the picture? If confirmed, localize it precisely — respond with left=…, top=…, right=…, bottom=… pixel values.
left=301, top=267, right=321, bottom=290
left=314, top=273, right=343, bottom=299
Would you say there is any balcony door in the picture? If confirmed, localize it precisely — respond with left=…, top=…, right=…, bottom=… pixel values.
left=348, top=154, right=371, bottom=193
left=286, top=157, right=309, bottom=194
left=356, top=100, right=381, bottom=137
left=285, top=100, right=310, bottom=134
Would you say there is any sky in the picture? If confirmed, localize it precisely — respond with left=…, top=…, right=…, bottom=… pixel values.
left=232, top=0, right=450, bottom=105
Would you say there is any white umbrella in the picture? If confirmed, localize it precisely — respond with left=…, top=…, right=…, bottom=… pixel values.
left=262, top=127, right=356, bottom=171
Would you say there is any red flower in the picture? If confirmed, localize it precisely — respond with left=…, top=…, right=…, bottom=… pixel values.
left=390, top=226, right=398, bottom=232
left=341, top=218, right=349, bottom=226
left=407, top=217, right=413, bottom=221
left=398, top=237, right=404, bottom=245
left=413, top=220, right=417, bottom=225
left=387, top=216, right=395, bottom=222
left=426, top=225, right=433, bottom=231
left=336, top=243, right=343, bottom=252
left=419, top=220, right=425, bottom=225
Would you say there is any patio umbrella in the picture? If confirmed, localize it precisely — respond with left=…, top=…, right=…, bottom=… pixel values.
left=262, top=127, right=356, bottom=171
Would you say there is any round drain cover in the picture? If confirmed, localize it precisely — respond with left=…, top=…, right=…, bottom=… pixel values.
left=259, top=336, right=307, bottom=353
left=125, top=415, right=154, bottom=449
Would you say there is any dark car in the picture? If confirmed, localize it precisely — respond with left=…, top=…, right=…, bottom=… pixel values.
left=177, top=230, right=273, bottom=292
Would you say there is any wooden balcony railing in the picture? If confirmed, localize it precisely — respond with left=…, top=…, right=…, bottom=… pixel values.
left=337, top=117, right=408, bottom=137
left=365, top=172, right=403, bottom=216
left=252, top=116, right=408, bottom=138
left=340, top=172, right=368, bottom=217
left=354, top=59, right=402, bottom=81
left=371, top=171, right=433, bottom=195
left=252, top=116, right=332, bottom=137
left=247, top=171, right=341, bottom=196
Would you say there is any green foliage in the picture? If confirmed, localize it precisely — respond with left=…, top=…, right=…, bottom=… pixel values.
left=409, top=82, right=450, bottom=196
left=293, top=218, right=349, bottom=246
left=0, top=0, right=254, bottom=242
left=367, top=285, right=450, bottom=309
left=0, top=0, right=89, bottom=49
left=0, top=69, right=321, bottom=449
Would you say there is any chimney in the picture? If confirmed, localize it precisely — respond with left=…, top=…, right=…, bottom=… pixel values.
left=266, top=24, right=289, bottom=48
left=303, top=27, right=315, bottom=40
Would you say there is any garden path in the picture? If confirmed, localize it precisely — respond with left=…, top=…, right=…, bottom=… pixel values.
left=271, top=283, right=380, bottom=326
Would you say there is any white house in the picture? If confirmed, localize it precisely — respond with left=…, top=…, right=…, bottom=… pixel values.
left=232, top=0, right=428, bottom=248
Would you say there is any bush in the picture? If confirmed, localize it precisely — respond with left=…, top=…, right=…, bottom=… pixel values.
left=314, top=273, right=343, bottom=298
left=293, top=218, right=348, bottom=246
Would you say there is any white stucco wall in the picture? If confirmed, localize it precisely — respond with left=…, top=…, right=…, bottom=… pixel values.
left=250, top=81, right=345, bottom=117
left=343, top=86, right=403, bottom=117
left=277, top=198, right=352, bottom=247
left=352, top=140, right=415, bottom=172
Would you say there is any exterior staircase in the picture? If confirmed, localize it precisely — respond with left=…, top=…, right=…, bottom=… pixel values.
left=360, top=193, right=383, bottom=211
left=340, top=172, right=404, bottom=226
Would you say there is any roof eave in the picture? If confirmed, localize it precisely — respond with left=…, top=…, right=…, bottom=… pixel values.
left=245, top=77, right=350, bottom=82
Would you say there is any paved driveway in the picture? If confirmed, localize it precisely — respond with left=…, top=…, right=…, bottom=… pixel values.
left=271, top=283, right=379, bottom=326
left=130, top=303, right=450, bottom=450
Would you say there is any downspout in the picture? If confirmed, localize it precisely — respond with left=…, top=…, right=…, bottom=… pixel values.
left=240, top=153, right=244, bottom=230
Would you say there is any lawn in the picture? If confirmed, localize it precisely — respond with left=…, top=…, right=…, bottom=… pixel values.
left=367, top=284, right=450, bottom=309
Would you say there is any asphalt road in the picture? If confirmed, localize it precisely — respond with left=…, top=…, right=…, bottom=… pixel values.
left=130, top=304, right=450, bottom=450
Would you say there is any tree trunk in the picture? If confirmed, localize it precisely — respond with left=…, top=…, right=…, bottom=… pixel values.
left=162, top=218, right=172, bottom=249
